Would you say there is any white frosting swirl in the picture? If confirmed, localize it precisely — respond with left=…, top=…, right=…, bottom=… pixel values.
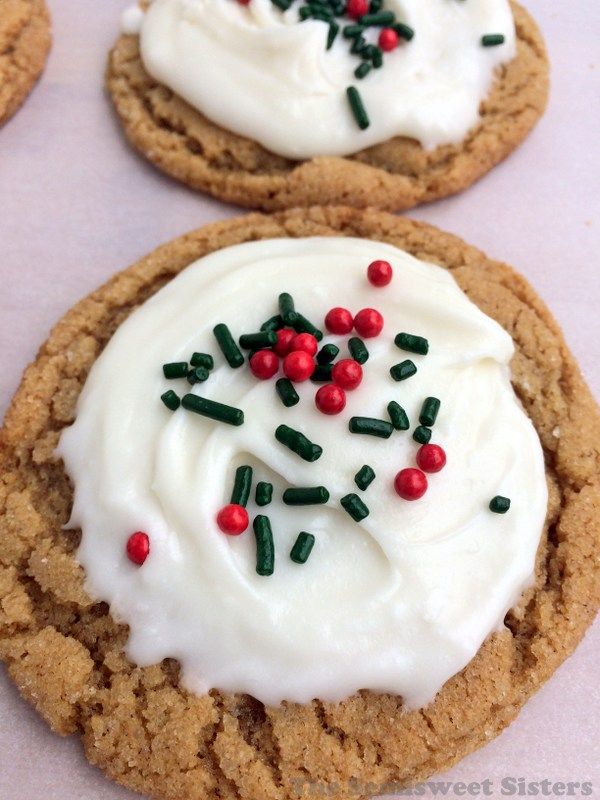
left=58, top=237, right=546, bottom=709
left=131, top=0, right=517, bottom=159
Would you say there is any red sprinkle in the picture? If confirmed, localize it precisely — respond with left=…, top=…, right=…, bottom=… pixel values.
left=367, top=259, right=393, bottom=286
left=332, top=358, right=363, bottom=390
left=273, top=327, right=296, bottom=357
left=126, top=531, right=150, bottom=566
left=283, top=350, right=315, bottom=382
left=354, top=307, right=384, bottom=338
left=249, top=350, right=279, bottom=380
left=237, top=0, right=251, bottom=4
left=325, top=307, right=354, bottom=335
left=315, top=384, right=346, bottom=415
left=217, top=504, right=249, bottom=535
left=378, top=28, right=399, bottom=52
left=346, top=0, right=368, bottom=18
left=417, top=444, right=447, bottom=473
left=394, top=468, right=428, bottom=500
left=290, top=332, right=318, bottom=357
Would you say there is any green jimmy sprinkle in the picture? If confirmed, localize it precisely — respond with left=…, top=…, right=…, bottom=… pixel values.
left=254, top=515, right=275, bottom=576
left=390, top=360, right=417, bottom=382
left=239, top=331, right=277, bottom=350
left=489, top=495, right=511, bottom=514
left=348, top=337, right=369, bottom=365
left=278, top=292, right=298, bottom=326
left=160, top=390, right=180, bottom=411
left=163, top=361, right=188, bottom=379
left=276, top=377, right=300, bottom=408
left=275, top=424, right=323, bottom=462
left=260, top=314, right=284, bottom=333
left=340, top=493, right=369, bottom=522
left=283, top=486, right=330, bottom=505
left=349, top=417, right=394, bottom=439
left=190, top=352, right=214, bottom=370
left=255, top=481, right=273, bottom=507
left=292, top=312, right=323, bottom=341
left=290, top=532, right=316, bottom=565
left=395, top=332, right=429, bottom=355
left=355, top=464, right=376, bottom=491
left=317, top=343, right=339, bottom=365
left=346, top=86, right=370, bottom=130
left=231, top=465, right=253, bottom=507
left=412, top=425, right=432, bottom=445
left=213, top=323, right=244, bottom=369
left=186, top=366, right=209, bottom=385
left=481, top=33, right=505, bottom=47
left=181, top=394, right=244, bottom=427
left=311, top=364, right=333, bottom=383
left=419, top=397, right=441, bottom=427
left=387, top=401, right=409, bottom=431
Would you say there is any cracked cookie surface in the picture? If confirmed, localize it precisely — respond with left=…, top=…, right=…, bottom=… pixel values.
left=0, top=0, right=51, bottom=126
left=1, top=207, right=599, bottom=800
left=106, top=2, right=549, bottom=211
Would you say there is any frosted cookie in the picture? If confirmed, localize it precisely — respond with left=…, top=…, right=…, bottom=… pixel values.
left=107, top=0, right=549, bottom=210
left=0, top=0, right=51, bottom=126
left=1, top=208, right=598, bottom=800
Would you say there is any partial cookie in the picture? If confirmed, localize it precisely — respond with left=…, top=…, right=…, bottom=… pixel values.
left=107, top=2, right=549, bottom=211
left=0, top=0, right=51, bottom=126
left=1, top=208, right=599, bottom=800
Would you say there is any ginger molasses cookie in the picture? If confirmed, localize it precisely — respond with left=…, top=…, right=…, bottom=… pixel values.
left=108, top=0, right=549, bottom=211
left=0, top=0, right=51, bottom=126
left=1, top=208, right=599, bottom=800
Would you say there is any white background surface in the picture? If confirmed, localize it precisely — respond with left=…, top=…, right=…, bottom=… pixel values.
left=0, top=2, right=599, bottom=798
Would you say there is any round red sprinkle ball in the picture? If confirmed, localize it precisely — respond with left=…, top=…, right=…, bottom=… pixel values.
left=332, top=358, right=363, bottom=390
left=290, top=332, right=318, bottom=357
left=354, top=307, right=384, bottom=338
left=394, top=468, right=428, bottom=500
left=283, top=350, right=315, bottom=382
left=273, top=327, right=295, bottom=357
left=378, top=27, right=399, bottom=52
left=217, top=504, right=249, bottom=536
left=346, top=0, right=368, bottom=19
left=249, top=349, right=279, bottom=380
left=126, top=531, right=150, bottom=566
left=237, top=0, right=251, bottom=5
left=367, top=259, right=393, bottom=287
left=417, top=444, right=447, bottom=473
left=325, top=306, right=354, bottom=335
left=315, top=383, right=346, bottom=415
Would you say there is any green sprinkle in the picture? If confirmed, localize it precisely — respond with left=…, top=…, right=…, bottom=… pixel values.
left=361, top=10, right=395, bottom=26
left=387, top=401, right=409, bottom=430
left=393, top=22, right=414, bottom=41
left=260, top=314, right=284, bottom=332
left=290, top=532, right=315, bottom=564
left=275, top=424, right=323, bottom=462
left=395, top=332, right=429, bottom=355
left=231, top=465, right=253, bottom=507
left=355, top=62, right=372, bottom=79
left=343, top=23, right=365, bottom=38
left=190, top=352, right=214, bottom=370
left=327, top=21, right=339, bottom=49
left=390, top=360, right=417, bottom=382
left=160, top=390, right=180, bottom=411
left=349, top=417, right=394, bottom=439
left=369, top=0, right=383, bottom=12
left=283, top=486, right=330, bottom=505
left=181, top=394, right=244, bottom=426
left=239, top=331, right=277, bottom=350
left=317, top=344, right=339, bottom=365
left=213, top=324, right=244, bottom=368
left=255, top=481, right=273, bottom=507
left=348, top=337, right=369, bottom=364
left=272, top=0, right=292, bottom=8
left=298, top=5, right=312, bottom=19
left=355, top=465, right=376, bottom=491
left=489, top=495, right=511, bottom=513
left=346, top=86, right=370, bottom=130
left=351, top=34, right=366, bottom=54
left=311, top=364, right=333, bottom=383
left=292, top=313, right=323, bottom=341
left=279, top=293, right=298, bottom=326
left=371, top=46, right=383, bottom=68
left=413, top=425, right=432, bottom=444
left=163, top=361, right=188, bottom=379
left=187, top=366, right=209, bottom=385
left=253, top=515, right=275, bottom=576
left=275, top=378, right=300, bottom=407
left=340, top=493, right=369, bottom=522
left=482, top=33, right=505, bottom=47
left=420, top=397, right=440, bottom=427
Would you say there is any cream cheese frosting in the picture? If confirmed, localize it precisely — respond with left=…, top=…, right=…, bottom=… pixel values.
left=57, top=237, right=547, bottom=709
left=123, top=0, right=517, bottom=159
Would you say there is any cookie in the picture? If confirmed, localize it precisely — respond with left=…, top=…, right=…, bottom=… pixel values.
left=106, top=2, right=549, bottom=211
left=1, top=207, right=598, bottom=800
left=0, top=0, right=51, bottom=126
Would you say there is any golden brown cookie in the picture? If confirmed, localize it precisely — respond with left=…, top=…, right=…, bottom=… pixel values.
left=0, top=0, right=51, bottom=126
left=1, top=207, right=598, bottom=800
left=106, top=2, right=549, bottom=211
